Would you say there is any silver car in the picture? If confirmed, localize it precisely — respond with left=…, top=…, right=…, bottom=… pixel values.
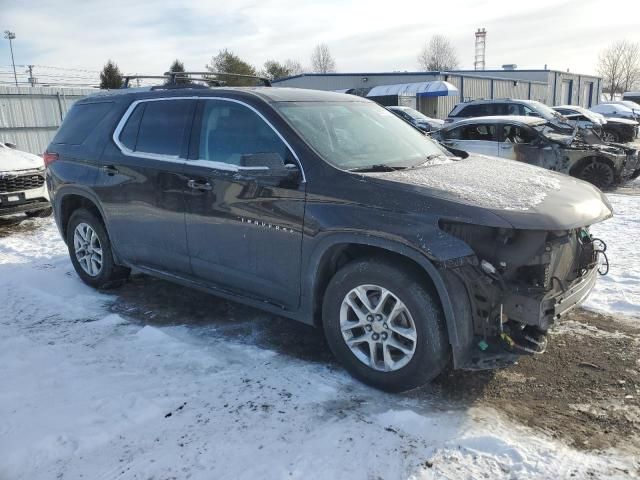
left=433, top=116, right=639, bottom=189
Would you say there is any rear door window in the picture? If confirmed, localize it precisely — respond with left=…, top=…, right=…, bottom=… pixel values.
left=460, top=124, right=498, bottom=141
left=52, top=102, right=115, bottom=145
left=134, top=100, right=195, bottom=156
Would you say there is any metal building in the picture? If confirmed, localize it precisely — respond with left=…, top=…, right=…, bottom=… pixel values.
left=0, top=85, right=96, bottom=154
left=273, top=69, right=602, bottom=119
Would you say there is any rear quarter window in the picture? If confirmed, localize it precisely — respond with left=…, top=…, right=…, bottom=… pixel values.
left=52, top=101, right=115, bottom=145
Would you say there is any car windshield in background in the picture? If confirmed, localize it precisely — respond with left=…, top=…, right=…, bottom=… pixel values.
left=276, top=102, right=449, bottom=171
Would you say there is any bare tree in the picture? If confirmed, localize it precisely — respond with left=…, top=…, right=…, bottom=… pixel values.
left=598, top=40, right=640, bottom=100
left=311, top=44, right=336, bottom=73
left=284, top=59, right=303, bottom=76
left=417, top=35, right=459, bottom=71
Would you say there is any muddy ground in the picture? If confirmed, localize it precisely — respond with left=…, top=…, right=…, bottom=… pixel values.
left=110, top=273, right=640, bottom=457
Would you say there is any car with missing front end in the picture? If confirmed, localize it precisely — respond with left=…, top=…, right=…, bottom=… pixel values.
left=432, top=116, right=640, bottom=189
left=45, top=73, right=611, bottom=392
left=0, top=141, right=52, bottom=219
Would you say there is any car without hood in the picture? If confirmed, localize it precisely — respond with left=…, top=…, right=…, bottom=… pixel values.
left=45, top=75, right=612, bottom=392
left=432, top=115, right=640, bottom=189
left=554, top=105, right=639, bottom=144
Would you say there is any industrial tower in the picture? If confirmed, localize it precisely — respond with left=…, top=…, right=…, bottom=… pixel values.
left=474, top=28, right=487, bottom=70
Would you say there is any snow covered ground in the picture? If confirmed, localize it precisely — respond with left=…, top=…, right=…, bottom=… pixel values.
left=585, top=187, right=640, bottom=320
left=1, top=187, right=638, bottom=479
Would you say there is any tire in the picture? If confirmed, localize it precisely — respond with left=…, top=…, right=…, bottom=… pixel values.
left=574, top=159, right=615, bottom=190
left=601, top=129, right=619, bottom=143
left=26, top=207, right=53, bottom=218
left=66, top=208, right=130, bottom=289
left=322, top=257, right=449, bottom=392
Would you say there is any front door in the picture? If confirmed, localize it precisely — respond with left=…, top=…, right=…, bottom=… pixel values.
left=182, top=98, right=306, bottom=309
left=96, top=98, right=196, bottom=274
left=498, top=123, right=562, bottom=171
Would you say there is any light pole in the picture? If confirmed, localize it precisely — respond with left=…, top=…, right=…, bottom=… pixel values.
left=4, top=30, right=18, bottom=88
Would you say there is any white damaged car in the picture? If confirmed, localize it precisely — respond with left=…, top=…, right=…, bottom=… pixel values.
left=0, top=142, right=51, bottom=219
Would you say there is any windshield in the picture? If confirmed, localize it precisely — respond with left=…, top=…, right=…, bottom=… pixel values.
left=400, top=108, right=431, bottom=122
left=276, top=101, right=450, bottom=170
left=525, top=100, right=566, bottom=121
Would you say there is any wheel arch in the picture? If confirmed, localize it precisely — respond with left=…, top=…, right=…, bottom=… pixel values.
left=56, top=187, right=107, bottom=240
left=569, top=155, right=615, bottom=176
left=303, top=234, right=461, bottom=347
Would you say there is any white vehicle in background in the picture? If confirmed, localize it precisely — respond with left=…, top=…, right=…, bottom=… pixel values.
left=591, top=103, right=638, bottom=121
left=0, top=142, right=51, bottom=219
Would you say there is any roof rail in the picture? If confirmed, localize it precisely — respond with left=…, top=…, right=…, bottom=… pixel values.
left=122, top=75, right=170, bottom=88
left=165, top=71, right=272, bottom=87
left=121, top=72, right=272, bottom=89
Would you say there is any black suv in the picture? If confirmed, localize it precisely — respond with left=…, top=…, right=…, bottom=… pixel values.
left=46, top=76, right=611, bottom=392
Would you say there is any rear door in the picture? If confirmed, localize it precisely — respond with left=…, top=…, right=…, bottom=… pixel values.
left=440, top=122, right=500, bottom=157
left=182, top=98, right=306, bottom=309
left=95, top=97, right=196, bottom=274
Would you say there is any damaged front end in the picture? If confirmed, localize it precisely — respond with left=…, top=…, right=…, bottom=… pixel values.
left=438, top=221, right=607, bottom=370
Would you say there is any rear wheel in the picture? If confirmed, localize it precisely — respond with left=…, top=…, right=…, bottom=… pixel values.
left=322, top=258, right=449, bottom=392
left=575, top=159, right=615, bottom=189
left=66, top=209, right=130, bottom=289
left=26, top=207, right=53, bottom=218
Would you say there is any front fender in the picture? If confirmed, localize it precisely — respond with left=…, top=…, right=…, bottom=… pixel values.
left=300, top=232, right=469, bottom=352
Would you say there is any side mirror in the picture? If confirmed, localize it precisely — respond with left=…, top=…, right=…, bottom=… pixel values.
left=239, top=152, right=300, bottom=178
left=4, top=142, right=17, bottom=149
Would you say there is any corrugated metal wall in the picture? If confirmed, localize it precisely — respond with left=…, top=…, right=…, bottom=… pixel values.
left=0, top=86, right=96, bottom=154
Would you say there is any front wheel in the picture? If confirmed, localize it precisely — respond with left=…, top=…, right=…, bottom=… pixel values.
left=575, top=159, right=615, bottom=189
left=322, top=258, right=449, bottom=392
left=66, top=208, right=130, bottom=289
left=601, top=129, right=619, bottom=143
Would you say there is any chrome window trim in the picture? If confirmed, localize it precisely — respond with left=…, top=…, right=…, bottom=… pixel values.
left=112, top=95, right=306, bottom=182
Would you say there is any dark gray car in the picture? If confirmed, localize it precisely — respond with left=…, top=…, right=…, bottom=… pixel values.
left=45, top=81, right=612, bottom=392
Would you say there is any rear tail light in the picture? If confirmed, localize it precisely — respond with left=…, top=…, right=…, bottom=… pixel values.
left=43, top=151, right=59, bottom=167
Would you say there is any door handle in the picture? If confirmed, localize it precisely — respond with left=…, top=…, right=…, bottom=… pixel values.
left=187, top=179, right=213, bottom=191
left=101, top=165, right=119, bottom=175
left=499, top=144, right=511, bottom=149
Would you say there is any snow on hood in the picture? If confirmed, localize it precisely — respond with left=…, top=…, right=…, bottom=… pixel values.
left=370, top=155, right=561, bottom=211
left=367, top=154, right=613, bottom=230
left=0, top=144, right=44, bottom=172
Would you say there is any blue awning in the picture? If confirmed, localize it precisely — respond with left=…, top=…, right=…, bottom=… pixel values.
left=366, top=81, right=458, bottom=98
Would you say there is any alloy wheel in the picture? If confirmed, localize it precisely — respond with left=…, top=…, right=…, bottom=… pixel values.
left=73, top=222, right=103, bottom=277
left=340, top=284, right=417, bottom=372
left=601, top=131, right=617, bottom=143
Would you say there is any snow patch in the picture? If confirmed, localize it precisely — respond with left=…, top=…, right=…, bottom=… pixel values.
left=370, top=156, right=562, bottom=211
left=584, top=190, right=640, bottom=322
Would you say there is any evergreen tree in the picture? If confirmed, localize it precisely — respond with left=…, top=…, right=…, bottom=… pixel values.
left=167, top=59, right=190, bottom=85
left=205, top=49, right=257, bottom=86
left=99, top=60, right=123, bottom=89
left=260, top=59, right=303, bottom=81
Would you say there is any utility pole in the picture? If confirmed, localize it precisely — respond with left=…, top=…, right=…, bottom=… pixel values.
left=4, top=30, right=18, bottom=88
left=27, top=64, right=35, bottom=86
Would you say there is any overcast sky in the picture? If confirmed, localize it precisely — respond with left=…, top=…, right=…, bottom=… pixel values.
left=1, top=0, right=639, bottom=82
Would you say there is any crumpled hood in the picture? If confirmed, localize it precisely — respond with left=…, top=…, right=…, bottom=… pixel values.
left=605, top=117, right=638, bottom=126
left=0, top=145, right=44, bottom=172
left=367, top=155, right=613, bottom=230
